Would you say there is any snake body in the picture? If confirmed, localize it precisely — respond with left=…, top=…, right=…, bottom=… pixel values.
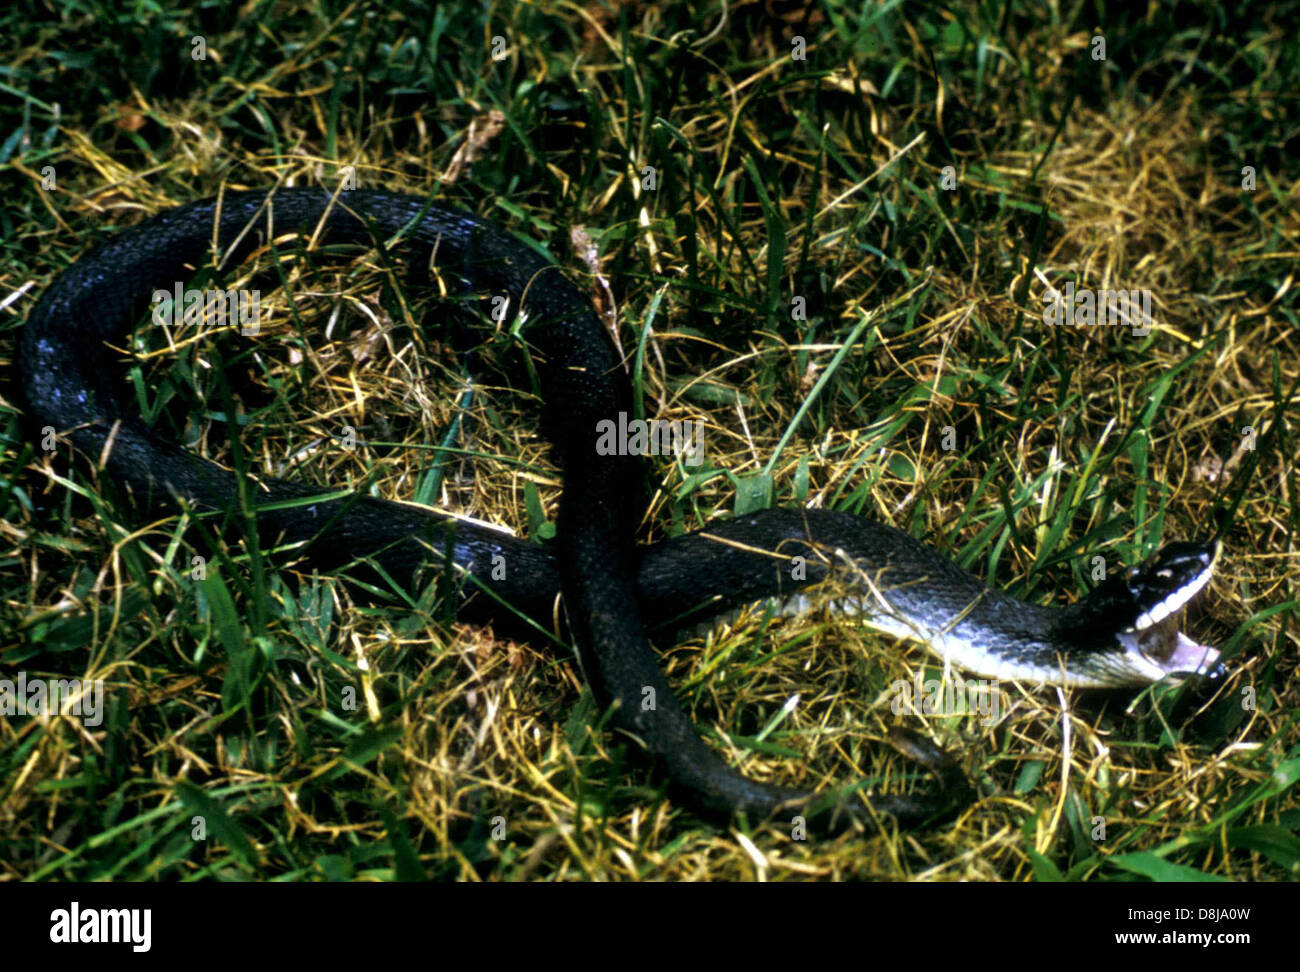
left=19, top=188, right=1220, bottom=827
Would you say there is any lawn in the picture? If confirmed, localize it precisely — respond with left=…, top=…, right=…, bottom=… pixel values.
left=1, top=0, right=1297, bottom=881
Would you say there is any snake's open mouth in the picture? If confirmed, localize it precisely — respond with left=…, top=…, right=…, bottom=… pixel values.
left=1124, top=621, right=1221, bottom=680
left=1118, top=541, right=1221, bottom=680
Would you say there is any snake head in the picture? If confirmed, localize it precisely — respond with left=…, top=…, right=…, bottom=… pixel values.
left=1111, top=540, right=1222, bottom=681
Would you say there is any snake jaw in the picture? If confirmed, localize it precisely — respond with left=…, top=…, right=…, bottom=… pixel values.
left=1115, top=540, right=1221, bottom=681
left=1129, top=560, right=1214, bottom=631
left=1117, top=622, right=1221, bottom=682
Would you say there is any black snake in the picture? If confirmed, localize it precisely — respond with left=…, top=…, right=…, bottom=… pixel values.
left=18, top=187, right=1221, bottom=829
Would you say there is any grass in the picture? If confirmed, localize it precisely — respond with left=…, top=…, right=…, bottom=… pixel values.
left=0, top=0, right=1297, bottom=881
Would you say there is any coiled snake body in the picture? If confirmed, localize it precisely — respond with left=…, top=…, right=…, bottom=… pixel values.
left=19, top=188, right=1220, bottom=828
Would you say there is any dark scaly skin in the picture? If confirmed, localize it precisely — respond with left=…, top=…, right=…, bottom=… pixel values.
left=19, top=187, right=1224, bottom=824
left=19, top=187, right=968, bottom=830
